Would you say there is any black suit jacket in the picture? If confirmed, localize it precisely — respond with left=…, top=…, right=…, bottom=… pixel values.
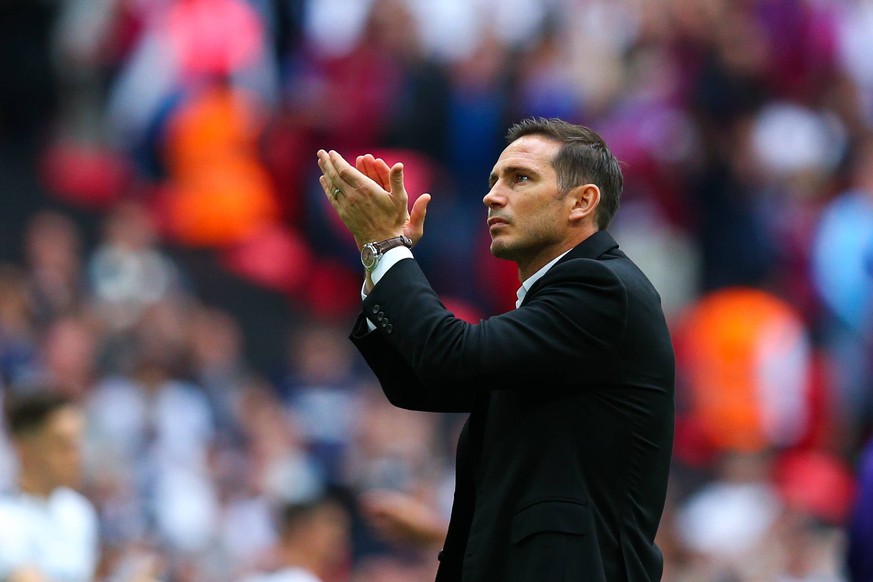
left=351, top=231, right=674, bottom=582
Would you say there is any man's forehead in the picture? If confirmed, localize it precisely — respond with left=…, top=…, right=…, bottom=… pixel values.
left=494, top=135, right=560, bottom=170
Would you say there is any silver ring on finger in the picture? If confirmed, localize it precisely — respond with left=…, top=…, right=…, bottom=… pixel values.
left=333, top=187, right=343, bottom=198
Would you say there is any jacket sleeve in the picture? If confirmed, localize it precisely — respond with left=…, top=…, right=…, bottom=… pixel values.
left=350, top=313, right=478, bottom=412
left=359, top=256, right=628, bottom=390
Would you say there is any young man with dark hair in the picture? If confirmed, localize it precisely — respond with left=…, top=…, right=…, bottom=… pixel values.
left=0, top=391, right=99, bottom=582
left=242, top=494, right=350, bottom=582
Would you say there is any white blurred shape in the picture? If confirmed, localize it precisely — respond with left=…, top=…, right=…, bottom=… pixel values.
left=305, top=0, right=375, bottom=57
left=751, top=103, right=846, bottom=176
left=154, top=467, right=219, bottom=552
left=677, top=482, right=782, bottom=557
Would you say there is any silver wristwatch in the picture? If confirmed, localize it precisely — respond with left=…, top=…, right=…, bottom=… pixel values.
left=361, top=235, right=413, bottom=272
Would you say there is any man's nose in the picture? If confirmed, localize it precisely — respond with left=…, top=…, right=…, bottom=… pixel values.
left=483, top=186, right=504, bottom=208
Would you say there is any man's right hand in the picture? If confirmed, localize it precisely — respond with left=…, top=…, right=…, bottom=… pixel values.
left=355, top=154, right=431, bottom=247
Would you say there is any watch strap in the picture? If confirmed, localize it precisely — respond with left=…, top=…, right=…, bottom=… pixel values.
left=372, top=235, right=413, bottom=254
left=362, top=235, right=413, bottom=272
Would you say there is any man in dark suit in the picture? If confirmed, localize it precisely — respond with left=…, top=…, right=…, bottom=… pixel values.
left=316, top=118, right=674, bottom=581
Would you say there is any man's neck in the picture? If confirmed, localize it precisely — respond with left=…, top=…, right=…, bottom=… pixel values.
left=280, top=545, right=322, bottom=578
left=18, top=474, right=54, bottom=498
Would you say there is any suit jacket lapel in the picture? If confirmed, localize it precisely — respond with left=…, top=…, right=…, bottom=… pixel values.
left=520, top=230, right=620, bottom=307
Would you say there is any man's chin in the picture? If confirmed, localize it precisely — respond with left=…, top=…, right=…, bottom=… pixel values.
left=489, top=241, right=515, bottom=261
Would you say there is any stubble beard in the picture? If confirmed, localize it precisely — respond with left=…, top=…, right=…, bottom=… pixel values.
left=489, top=234, right=539, bottom=268
left=489, top=236, right=517, bottom=261
left=490, top=222, right=565, bottom=274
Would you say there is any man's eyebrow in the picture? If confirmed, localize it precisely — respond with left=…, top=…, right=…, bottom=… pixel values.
left=488, top=164, right=538, bottom=187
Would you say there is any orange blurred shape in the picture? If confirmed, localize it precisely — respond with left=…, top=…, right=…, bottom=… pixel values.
left=165, top=157, right=278, bottom=247
left=221, top=225, right=312, bottom=294
left=161, top=84, right=278, bottom=247
left=165, top=86, right=263, bottom=177
left=678, top=288, right=811, bottom=453
left=165, top=0, right=264, bottom=76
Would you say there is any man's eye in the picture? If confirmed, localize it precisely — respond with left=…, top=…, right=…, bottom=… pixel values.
left=516, top=174, right=530, bottom=183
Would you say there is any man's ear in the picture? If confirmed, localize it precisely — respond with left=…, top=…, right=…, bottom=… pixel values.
left=568, top=184, right=600, bottom=223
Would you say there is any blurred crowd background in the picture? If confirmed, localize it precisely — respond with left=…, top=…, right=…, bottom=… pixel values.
left=1, top=0, right=872, bottom=580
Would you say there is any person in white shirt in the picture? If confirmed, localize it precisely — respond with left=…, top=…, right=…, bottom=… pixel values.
left=0, top=391, right=99, bottom=582
left=240, top=493, right=350, bottom=582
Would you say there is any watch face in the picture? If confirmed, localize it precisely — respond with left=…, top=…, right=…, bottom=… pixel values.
left=361, top=244, right=377, bottom=269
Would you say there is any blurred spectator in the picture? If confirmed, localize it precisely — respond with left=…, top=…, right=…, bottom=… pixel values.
left=279, top=324, right=365, bottom=484
left=0, top=266, right=39, bottom=390
left=87, top=199, right=184, bottom=331
left=188, top=306, right=249, bottom=439
left=673, top=450, right=851, bottom=581
left=85, top=319, right=217, bottom=560
left=345, top=386, right=452, bottom=575
left=812, top=136, right=873, bottom=448
left=675, top=452, right=783, bottom=579
left=240, top=493, right=351, bottom=582
left=23, top=211, right=84, bottom=326
left=39, top=315, right=99, bottom=400
left=0, top=391, right=98, bottom=582
left=233, top=379, right=323, bottom=509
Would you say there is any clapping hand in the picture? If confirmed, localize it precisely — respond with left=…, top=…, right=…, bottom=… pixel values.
left=317, top=150, right=430, bottom=249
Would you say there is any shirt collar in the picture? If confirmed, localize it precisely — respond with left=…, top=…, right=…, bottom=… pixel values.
left=515, top=250, right=571, bottom=308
